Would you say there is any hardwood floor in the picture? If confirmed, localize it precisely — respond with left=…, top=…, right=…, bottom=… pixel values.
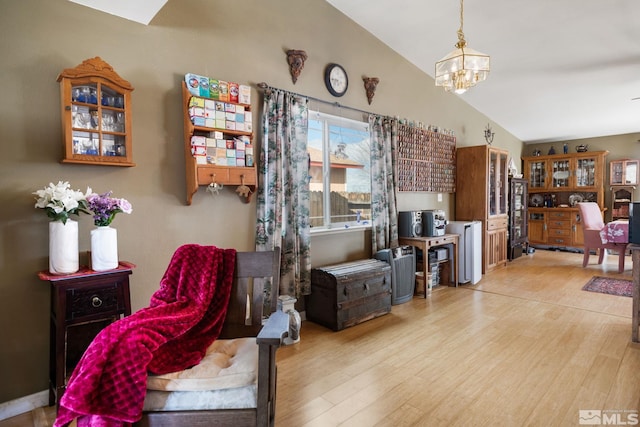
left=4, top=249, right=638, bottom=426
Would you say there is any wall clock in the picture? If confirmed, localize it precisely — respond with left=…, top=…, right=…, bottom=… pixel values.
left=324, top=63, right=348, bottom=97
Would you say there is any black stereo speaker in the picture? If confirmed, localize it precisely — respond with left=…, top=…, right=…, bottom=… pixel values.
left=630, top=202, right=640, bottom=245
left=398, top=211, right=423, bottom=237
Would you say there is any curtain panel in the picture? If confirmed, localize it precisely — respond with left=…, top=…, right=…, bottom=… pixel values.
left=369, top=115, right=399, bottom=253
left=256, top=89, right=311, bottom=299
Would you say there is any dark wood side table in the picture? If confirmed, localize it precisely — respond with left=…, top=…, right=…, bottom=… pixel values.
left=38, top=261, right=134, bottom=406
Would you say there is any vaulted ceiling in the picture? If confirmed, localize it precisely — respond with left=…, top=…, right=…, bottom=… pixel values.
left=69, top=0, right=640, bottom=144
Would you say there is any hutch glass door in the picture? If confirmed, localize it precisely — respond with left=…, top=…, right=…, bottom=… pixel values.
left=527, top=159, right=547, bottom=189
left=551, top=158, right=571, bottom=188
left=575, top=157, right=596, bottom=188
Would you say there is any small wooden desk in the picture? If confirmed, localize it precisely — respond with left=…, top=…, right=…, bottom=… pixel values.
left=39, top=262, right=134, bottom=405
left=399, top=234, right=459, bottom=297
left=631, top=245, right=640, bottom=342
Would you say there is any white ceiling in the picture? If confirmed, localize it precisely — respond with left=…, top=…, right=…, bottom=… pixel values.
left=69, top=0, right=640, bottom=144
left=68, top=0, right=168, bottom=25
left=327, top=0, right=640, bottom=144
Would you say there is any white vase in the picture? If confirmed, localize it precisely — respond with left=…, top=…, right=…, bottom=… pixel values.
left=91, top=226, right=119, bottom=271
left=49, top=219, right=79, bottom=275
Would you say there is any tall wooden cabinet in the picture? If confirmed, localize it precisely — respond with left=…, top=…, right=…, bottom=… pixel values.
left=522, top=151, right=607, bottom=248
left=456, top=145, right=509, bottom=273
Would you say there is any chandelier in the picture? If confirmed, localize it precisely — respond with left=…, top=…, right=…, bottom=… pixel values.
left=435, top=0, right=490, bottom=94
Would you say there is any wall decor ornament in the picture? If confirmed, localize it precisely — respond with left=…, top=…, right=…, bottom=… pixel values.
left=484, top=123, right=495, bottom=145
left=363, top=77, right=379, bottom=105
left=286, top=49, right=308, bottom=84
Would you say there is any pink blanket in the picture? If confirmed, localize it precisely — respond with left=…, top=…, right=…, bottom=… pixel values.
left=54, top=244, right=236, bottom=427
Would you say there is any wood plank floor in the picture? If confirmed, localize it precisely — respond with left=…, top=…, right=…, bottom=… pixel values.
left=4, top=249, right=639, bottom=427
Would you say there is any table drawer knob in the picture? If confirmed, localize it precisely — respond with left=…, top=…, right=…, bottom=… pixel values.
left=91, top=296, right=103, bottom=308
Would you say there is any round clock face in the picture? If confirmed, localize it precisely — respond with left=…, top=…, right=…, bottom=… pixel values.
left=325, top=63, right=348, bottom=97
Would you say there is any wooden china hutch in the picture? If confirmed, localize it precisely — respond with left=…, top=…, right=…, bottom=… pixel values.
left=522, top=151, right=608, bottom=249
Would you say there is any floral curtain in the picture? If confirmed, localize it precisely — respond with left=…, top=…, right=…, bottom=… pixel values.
left=369, top=115, right=399, bottom=253
left=255, top=89, right=311, bottom=300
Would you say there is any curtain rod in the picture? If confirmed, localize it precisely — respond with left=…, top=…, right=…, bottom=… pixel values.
left=257, top=82, right=388, bottom=118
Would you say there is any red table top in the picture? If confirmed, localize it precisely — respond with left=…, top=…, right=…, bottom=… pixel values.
left=38, top=261, right=136, bottom=281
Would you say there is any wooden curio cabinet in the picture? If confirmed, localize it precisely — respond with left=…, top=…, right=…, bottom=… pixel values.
left=609, top=159, right=638, bottom=220
left=456, top=145, right=509, bottom=273
left=522, top=150, right=607, bottom=249
left=610, top=159, right=639, bottom=186
left=508, top=177, right=528, bottom=260
left=57, top=57, right=134, bottom=166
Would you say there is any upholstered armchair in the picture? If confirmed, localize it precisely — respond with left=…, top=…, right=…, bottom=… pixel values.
left=577, top=202, right=628, bottom=273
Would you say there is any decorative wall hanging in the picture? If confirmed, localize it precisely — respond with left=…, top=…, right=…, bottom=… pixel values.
left=286, top=49, right=308, bottom=84
left=363, top=77, right=379, bottom=105
left=396, top=122, right=456, bottom=193
left=484, top=123, right=494, bottom=145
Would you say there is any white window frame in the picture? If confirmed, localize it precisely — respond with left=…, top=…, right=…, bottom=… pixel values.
left=308, top=112, right=371, bottom=233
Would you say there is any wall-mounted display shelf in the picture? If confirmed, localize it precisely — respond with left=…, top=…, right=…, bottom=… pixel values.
left=182, top=79, right=255, bottom=205
left=57, top=57, right=134, bottom=166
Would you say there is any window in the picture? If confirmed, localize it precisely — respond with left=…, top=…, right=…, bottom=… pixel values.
left=307, top=112, right=371, bottom=229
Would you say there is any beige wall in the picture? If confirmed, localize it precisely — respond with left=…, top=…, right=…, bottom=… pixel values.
left=0, top=0, right=527, bottom=403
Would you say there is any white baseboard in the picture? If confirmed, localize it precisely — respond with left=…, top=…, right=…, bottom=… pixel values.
left=0, top=390, right=49, bottom=421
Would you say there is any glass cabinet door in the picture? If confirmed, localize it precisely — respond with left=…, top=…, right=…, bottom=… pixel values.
left=512, top=181, right=524, bottom=238
left=625, top=160, right=639, bottom=185
left=489, top=149, right=508, bottom=217
left=575, top=157, right=596, bottom=188
left=499, top=151, right=508, bottom=215
left=70, top=83, right=127, bottom=158
left=610, top=161, right=624, bottom=185
left=489, top=151, right=497, bottom=216
left=527, top=159, right=547, bottom=189
left=551, top=158, right=571, bottom=188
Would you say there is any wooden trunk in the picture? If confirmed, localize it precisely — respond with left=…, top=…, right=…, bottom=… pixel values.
left=306, top=259, right=391, bottom=331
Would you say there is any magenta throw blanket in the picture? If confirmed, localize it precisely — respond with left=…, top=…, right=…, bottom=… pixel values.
left=54, top=244, right=236, bottom=427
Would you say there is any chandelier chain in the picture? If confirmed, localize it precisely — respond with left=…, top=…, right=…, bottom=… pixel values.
left=456, top=0, right=466, bottom=48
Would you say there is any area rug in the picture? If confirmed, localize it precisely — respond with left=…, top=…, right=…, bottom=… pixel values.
left=582, top=276, right=633, bottom=297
